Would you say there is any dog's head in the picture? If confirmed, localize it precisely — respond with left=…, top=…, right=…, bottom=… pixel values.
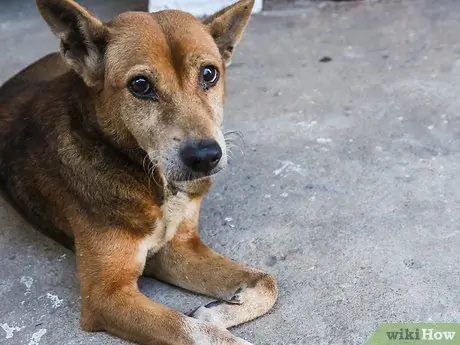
left=37, top=0, right=254, bottom=186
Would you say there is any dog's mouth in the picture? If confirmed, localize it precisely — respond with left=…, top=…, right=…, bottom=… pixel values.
left=167, top=167, right=223, bottom=195
left=168, top=165, right=224, bottom=182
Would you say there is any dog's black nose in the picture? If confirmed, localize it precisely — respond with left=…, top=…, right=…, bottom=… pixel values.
left=180, top=139, right=222, bottom=173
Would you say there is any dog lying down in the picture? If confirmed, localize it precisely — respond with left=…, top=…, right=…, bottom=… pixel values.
left=0, top=0, right=278, bottom=344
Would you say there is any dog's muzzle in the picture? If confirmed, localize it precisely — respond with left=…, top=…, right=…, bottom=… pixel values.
left=180, top=138, right=222, bottom=175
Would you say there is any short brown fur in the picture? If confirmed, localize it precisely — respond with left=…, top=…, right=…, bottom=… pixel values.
left=0, top=1, right=277, bottom=344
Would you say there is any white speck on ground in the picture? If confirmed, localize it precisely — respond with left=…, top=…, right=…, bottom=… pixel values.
left=1, top=323, right=25, bottom=339
left=46, top=293, right=63, bottom=308
left=28, top=329, right=47, bottom=345
left=20, top=276, right=33, bottom=294
left=316, top=138, right=332, bottom=143
left=273, top=161, right=305, bottom=177
left=224, top=217, right=233, bottom=222
left=298, top=120, right=317, bottom=129
left=280, top=192, right=289, bottom=198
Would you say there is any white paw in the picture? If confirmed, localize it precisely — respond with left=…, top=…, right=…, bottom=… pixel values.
left=190, top=305, right=226, bottom=328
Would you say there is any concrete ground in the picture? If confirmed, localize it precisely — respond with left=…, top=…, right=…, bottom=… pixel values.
left=1, top=0, right=460, bottom=344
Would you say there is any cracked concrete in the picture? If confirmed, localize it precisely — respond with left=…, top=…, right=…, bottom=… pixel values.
left=1, top=0, right=460, bottom=344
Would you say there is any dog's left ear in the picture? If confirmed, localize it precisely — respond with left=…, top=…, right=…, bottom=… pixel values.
left=203, top=0, right=255, bottom=66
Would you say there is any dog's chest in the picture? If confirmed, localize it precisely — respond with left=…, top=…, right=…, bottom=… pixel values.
left=138, top=192, right=196, bottom=262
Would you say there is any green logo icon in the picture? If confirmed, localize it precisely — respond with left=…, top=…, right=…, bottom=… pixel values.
left=367, top=324, right=460, bottom=344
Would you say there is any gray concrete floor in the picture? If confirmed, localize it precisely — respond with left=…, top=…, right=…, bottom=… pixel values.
left=1, top=0, right=460, bottom=344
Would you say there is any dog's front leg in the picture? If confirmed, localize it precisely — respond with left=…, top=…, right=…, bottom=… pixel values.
left=74, top=227, right=252, bottom=345
left=144, top=220, right=278, bottom=329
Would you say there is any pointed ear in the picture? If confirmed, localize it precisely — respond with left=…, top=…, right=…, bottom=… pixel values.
left=203, top=0, right=255, bottom=66
left=36, top=0, right=108, bottom=86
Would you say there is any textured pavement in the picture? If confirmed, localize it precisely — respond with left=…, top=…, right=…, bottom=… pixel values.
left=1, top=1, right=460, bottom=344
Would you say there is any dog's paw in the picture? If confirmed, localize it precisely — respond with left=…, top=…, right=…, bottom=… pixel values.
left=216, top=284, right=247, bottom=305
left=226, top=285, right=246, bottom=305
left=189, top=304, right=226, bottom=328
left=189, top=284, right=248, bottom=328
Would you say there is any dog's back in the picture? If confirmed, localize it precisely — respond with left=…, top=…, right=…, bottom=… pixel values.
left=0, top=53, right=68, bottom=103
left=0, top=53, right=83, bottom=248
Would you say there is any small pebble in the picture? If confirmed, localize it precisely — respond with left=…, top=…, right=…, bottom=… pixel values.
left=319, top=56, right=332, bottom=63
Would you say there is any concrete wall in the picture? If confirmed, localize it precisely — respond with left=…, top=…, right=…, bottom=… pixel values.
left=148, top=0, right=263, bottom=16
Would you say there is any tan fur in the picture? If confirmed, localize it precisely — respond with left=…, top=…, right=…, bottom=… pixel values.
left=0, top=0, right=277, bottom=344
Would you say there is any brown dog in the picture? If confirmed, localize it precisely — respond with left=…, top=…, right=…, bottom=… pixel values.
left=0, top=0, right=278, bottom=344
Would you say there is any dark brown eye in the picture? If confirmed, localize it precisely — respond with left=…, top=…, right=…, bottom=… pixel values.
left=128, top=76, right=158, bottom=99
left=200, top=65, right=219, bottom=89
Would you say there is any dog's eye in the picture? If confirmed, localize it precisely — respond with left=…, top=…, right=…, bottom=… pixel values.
left=128, top=76, right=158, bottom=99
left=200, top=65, right=219, bottom=90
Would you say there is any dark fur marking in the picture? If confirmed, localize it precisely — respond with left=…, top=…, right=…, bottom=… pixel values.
left=0, top=67, right=163, bottom=247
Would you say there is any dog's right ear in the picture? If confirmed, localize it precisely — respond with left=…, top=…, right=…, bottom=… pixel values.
left=36, top=0, right=108, bottom=87
left=203, top=0, right=255, bottom=67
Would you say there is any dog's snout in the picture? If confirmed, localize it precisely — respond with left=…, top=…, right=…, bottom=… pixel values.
left=180, top=139, right=222, bottom=173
